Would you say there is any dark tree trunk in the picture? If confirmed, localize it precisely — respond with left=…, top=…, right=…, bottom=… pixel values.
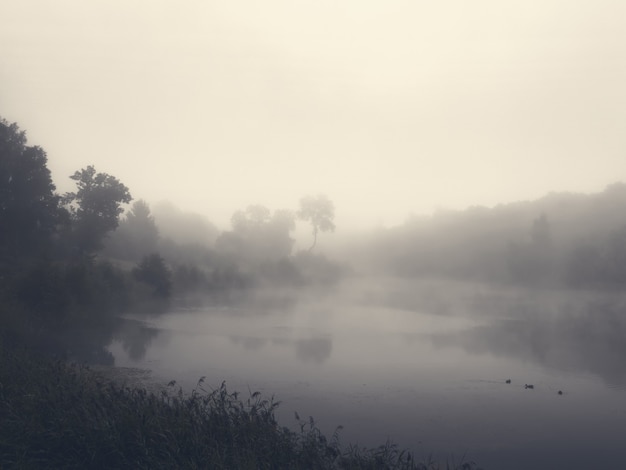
left=308, top=226, right=318, bottom=251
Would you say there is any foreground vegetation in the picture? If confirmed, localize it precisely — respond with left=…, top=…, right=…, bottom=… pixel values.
left=0, top=340, right=480, bottom=470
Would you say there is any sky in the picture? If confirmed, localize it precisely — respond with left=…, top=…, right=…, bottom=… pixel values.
left=1, top=1, right=625, bottom=231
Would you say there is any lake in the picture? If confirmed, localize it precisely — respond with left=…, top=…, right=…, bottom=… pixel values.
left=106, top=277, right=626, bottom=469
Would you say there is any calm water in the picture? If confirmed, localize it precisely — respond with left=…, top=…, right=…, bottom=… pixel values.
left=107, top=278, right=626, bottom=469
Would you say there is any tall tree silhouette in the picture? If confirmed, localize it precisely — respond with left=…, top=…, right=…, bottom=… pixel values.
left=297, top=195, right=335, bottom=251
left=0, top=118, right=66, bottom=265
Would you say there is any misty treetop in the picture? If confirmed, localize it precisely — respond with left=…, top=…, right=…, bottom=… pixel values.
left=151, top=200, right=219, bottom=247
left=297, top=194, right=336, bottom=251
left=103, top=199, right=159, bottom=261
left=216, top=205, right=297, bottom=263
left=63, top=165, right=132, bottom=254
left=231, top=205, right=296, bottom=233
left=124, top=200, right=159, bottom=249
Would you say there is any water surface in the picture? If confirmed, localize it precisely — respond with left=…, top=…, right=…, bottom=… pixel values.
left=107, top=278, right=626, bottom=469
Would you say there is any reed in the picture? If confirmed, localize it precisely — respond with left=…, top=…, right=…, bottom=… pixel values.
left=0, top=339, right=481, bottom=469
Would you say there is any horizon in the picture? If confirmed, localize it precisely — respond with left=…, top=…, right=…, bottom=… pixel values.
left=3, top=114, right=624, bottom=235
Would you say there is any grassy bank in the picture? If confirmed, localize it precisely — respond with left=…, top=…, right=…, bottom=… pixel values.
left=0, top=340, right=481, bottom=470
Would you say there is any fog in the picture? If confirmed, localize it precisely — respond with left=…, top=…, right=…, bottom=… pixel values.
left=2, top=1, right=626, bottom=230
left=3, top=2, right=626, bottom=469
left=43, top=176, right=626, bottom=469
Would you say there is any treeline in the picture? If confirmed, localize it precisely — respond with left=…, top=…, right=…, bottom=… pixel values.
left=0, top=117, right=344, bottom=354
left=101, top=198, right=343, bottom=307
left=1, top=118, right=159, bottom=360
left=361, top=184, right=626, bottom=289
left=1, top=121, right=134, bottom=322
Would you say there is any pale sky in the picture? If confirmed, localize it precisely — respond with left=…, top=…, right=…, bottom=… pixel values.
left=2, top=1, right=625, bottom=230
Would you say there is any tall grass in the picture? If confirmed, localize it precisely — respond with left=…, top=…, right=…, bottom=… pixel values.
left=0, top=339, right=481, bottom=469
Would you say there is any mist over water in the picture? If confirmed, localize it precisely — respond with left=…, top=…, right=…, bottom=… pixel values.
left=3, top=3, right=626, bottom=465
left=3, top=138, right=626, bottom=468
left=102, top=277, right=626, bottom=469
left=49, top=183, right=623, bottom=469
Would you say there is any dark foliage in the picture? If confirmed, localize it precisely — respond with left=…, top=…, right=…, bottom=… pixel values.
left=103, top=199, right=159, bottom=261
left=14, top=258, right=132, bottom=323
left=172, top=264, right=210, bottom=293
left=0, top=119, right=67, bottom=268
left=133, top=253, right=172, bottom=298
left=0, top=342, right=481, bottom=470
left=63, top=165, right=132, bottom=255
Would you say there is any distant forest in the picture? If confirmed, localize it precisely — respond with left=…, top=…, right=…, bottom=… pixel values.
left=359, top=183, right=626, bottom=289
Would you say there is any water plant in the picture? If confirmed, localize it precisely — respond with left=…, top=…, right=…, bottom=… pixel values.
left=0, top=338, right=482, bottom=469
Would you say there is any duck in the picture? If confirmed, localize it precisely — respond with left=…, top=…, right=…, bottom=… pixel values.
left=558, top=390, right=563, bottom=395
left=524, top=384, right=534, bottom=389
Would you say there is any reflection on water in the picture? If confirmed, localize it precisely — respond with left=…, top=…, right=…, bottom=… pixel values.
left=295, top=337, right=332, bottom=364
left=427, top=312, right=626, bottom=388
left=102, top=278, right=626, bottom=470
left=230, top=335, right=268, bottom=351
left=401, top=289, right=626, bottom=388
left=116, top=319, right=160, bottom=362
left=228, top=334, right=333, bottom=364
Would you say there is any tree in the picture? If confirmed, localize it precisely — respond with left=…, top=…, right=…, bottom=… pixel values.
left=217, top=205, right=296, bottom=262
left=0, top=118, right=66, bottom=264
left=297, top=195, right=335, bottom=251
left=231, top=205, right=271, bottom=232
left=151, top=201, right=219, bottom=246
left=104, top=200, right=159, bottom=261
left=125, top=199, right=159, bottom=254
left=132, top=253, right=172, bottom=298
left=63, top=165, right=131, bottom=254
